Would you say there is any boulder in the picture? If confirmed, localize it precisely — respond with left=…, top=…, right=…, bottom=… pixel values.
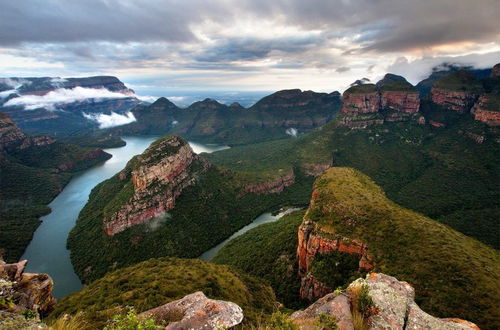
left=141, top=291, right=243, bottom=329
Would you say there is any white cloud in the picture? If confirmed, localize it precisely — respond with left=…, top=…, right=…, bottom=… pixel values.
left=286, top=127, right=298, bottom=137
left=4, top=86, right=134, bottom=111
left=83, top=111, right=136, bottom=129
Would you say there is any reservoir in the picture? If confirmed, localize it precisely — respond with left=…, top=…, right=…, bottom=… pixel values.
left=21, top=136, right=228, bottom=298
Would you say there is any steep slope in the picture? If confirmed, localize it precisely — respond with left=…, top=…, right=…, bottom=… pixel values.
left=0, top=112, right=111, bottom=262
left=297, top=167, right=499, bottom=329
left=68, top=134, right=314, bottom=283
left=51, top=257, right=277, bottom=329
left=0, top=76, right=140, bottom=136
left=112, top=89, right=341, bottom=145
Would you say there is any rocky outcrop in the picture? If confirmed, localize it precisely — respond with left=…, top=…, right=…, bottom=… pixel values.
left=297, top=214, right=374, bottom=301
left=140, top=291, right=243, bottom=329
left=0, top=112, right=55, bottom=152
left=340, top=75, right=421, bottom=128
left=491, top=63, right=500, bottom=78
left=241, top=170, right=295, bottom=195
left=104, top=135, right=211, bottom=236
left=471, top=94, right=500, bottom=126
left=430, top=88, right=479, bottom=113
left=352, top=273, right=478, bottom=330
left=292, top=273, right=479, bottom=330
left=0, top=258, right=56, bottom=317
left=300, top=162, right=333, bottom=177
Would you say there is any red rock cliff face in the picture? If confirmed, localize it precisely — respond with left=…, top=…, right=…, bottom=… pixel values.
left=342, top=92, right=380, bottom=114
left=380, top=91, right=420, bottom=114
left=104, top=136, right=210, bottom=236
left=0, top=113, right=55, bottom=151
left=471, top=94, right=500, bottom=126
left=430, top=88, right=479, bottom=113
left=297, top=217, right=374, bottom=301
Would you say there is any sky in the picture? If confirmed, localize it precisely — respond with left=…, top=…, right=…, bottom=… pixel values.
left=1, top=0, right=500, bottom=97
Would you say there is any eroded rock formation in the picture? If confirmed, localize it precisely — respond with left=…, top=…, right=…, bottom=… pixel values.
left=0, top=258, right=56, bottom=317
left=430, top=88, right=479, bottom=113
left=241, top=170, right=295, bottom=195
left=291, top=273, right=479, bottom=330
left=471, top=94, right=500, bottom=126
left=0, top=112, right=54, bottom=152
left=140, top=291, right=244, bottom=329
left=104, top=135, right=211, bottom=236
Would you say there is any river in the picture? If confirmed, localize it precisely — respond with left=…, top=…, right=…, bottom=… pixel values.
left=21, top=136, right=229, bottom=298
left=199, top=207, right=302, bottom=261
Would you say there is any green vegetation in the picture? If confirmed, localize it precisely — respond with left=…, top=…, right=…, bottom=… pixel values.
left=61, top=135, right=126, bottom=149
left=310, top=252, right=362, bottom=290
left=434, top=70, right=484, bottom=93
left=344, top=84, right=377, bottom=94
left=207, top=110, right=500, bottom=248
left=307, top=167, right=500, bottom=329
left=68, top=146, right=314, bottom=282
left=348, top=284, right=376, bottom=330
left=315, top=313, right=339, bottom=330
left=213, top=211, right=307, bottom=309
left=51, top=258, right=277, bottom=329
left=103, top=308, right=157, bottom=330
left=0, top=140, right=111, bottom=262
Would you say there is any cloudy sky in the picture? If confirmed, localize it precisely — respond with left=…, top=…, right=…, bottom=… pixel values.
left=1, top=0, right=499, bottom=96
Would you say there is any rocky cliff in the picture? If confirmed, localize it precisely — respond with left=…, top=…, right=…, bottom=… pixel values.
left=291, top=273, right=479, bottom=330
left=241, top=169, right=295, bottom=195
left=340, top=75, right=421, bottom=128
left=292, top=167, right=499, bottom=329
left=0, top=258, right=56, bottom=317
left=104, top=135, right=211, bottom=236
left=471, top=94, right=500, bottom=126
left=430, top=70, right=483, bottom=113
left=0, top=112, right=54, bottom=152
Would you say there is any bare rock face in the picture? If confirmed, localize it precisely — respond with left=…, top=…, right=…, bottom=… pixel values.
left=430, top=88, right=479, bottom=113
left=340, top=75, right=421, bottom=129
left=291, top=292, right=354, bottom=330
left=471, top=94, right=500, bottom=126
left=0, top=258, right=56, bottom=317
left=348, top=273, right=479, bottom=330
left=0, top=112, right=55, bottom=152
left=241, top=170, right=295, bottom=195
left=104, top=135, right=211, bottom=236
left=491, top=63, right=500, bottom=78
left=300, top=162, right=333, bottom=177
left=141, top=291, right=244, bottom=330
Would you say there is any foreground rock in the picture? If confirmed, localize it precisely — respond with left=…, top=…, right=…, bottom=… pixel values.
left=141, top=291, right=243, bottom=329
left=291, top=273, right=479, bottom=330
left=0, top=258, right=56, bottom=318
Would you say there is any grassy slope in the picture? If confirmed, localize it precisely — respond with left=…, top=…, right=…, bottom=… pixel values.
left=0, top=142, right=111, bottom=262
left=307, top=167, right=499, bottom=329
left=213, top=211, right=307, bottom=309
left=50, top=257, right=277, bottom=329
left=68, top=145, right=314, bottom=282
left=206, top=113, right=500, bottom=248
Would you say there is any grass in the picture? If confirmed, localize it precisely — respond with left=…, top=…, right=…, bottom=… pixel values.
left=50, top=257, right=277, bottom=329
left=306, top=167, right=500, bottom=329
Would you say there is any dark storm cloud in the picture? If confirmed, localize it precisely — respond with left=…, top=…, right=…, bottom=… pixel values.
left=0, top=0, right=228, bottom=45
left=2, top=0, right=499, bottom=53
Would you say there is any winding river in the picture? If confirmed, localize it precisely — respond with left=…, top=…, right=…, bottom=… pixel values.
left=21, top=137, right=229, bottom=298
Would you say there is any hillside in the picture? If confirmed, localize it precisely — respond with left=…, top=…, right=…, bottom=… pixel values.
left=215, top=168, right=500, bottom=329
left=111, top=89, right=341, bottom=145
left=0, top=112, right=111, bottom=262
left=68, top=134, right=314, bottom=283
left=206, top=67, right=500, bottom=248
left=50, top=257, right=277, bottom=329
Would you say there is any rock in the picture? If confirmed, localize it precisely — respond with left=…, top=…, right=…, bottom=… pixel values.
left=0, top=310, right=47, bottom=329
left=300, top=162, right=333, bottom=177
left=291, top=292, right=354, bottom=330
left=491, top=63, right=500, bottom=78
left=471, top=94, right=500, bottom=126
left=141, top=291, right=243, bottom=330
left=241, top=170, right=295, bottom=195
left=104, top=135, right=211, bottom=236
left=340, top=76, right=421, bottom=129
left=430, top=88, right=479, bottom=113
left=348, top=273, right=478, bottom=330
left=0, top=259, right=56, bottom=317
left=0, top=112, right=55, bottom=152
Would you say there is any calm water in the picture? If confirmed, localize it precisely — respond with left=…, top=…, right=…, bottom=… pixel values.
left=199, top=208, right=302, bottom=261
left=21, top=136, right=229, bottom=298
